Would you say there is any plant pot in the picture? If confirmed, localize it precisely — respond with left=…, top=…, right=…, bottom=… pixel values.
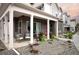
left=29, top=44, right=39, bottom=54
left=47, top=40, right=53, bottom=44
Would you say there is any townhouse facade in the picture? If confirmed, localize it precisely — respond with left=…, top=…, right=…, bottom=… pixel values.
left=63, top=12, right=71, bottom=32
left=70, top=19, right=76, bottom=32
left=63, top=12, right=76, bottom=33
left=0, top=3, right=63, bottom=49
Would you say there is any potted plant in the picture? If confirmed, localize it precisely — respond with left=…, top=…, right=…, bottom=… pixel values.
left=29, top=44, right=39, bottom=54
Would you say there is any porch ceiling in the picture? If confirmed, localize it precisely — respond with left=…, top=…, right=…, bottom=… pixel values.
left=13, top=3, right=59, bottom=20
left=34, top=15, right=47, bottom=20
left=14, top=11, right=47, bottom=20
left=14, top=11, right=30, bottom=17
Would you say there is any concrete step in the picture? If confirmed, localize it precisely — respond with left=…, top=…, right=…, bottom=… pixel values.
left=0, top=40, right=6, bottom=51
left=0, top=40, right=17, bottom=55
left=0, top=49, right=17, bottom=55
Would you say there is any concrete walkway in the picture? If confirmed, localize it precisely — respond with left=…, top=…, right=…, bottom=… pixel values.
left=73, top=32, right=79, bottom=51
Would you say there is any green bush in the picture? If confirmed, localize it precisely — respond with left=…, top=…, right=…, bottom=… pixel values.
left=50, top=34, right=57, bottom=41
left=64, top=32, right=74, bottom=39
left=39, top=32, right=46, bottom=42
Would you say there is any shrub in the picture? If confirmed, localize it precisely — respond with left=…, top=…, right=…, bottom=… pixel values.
left=50, top=34, right=57, bottom=41
left=64, top=32, right=74, bottom=39
left=39, top=32, right=46, bottom=42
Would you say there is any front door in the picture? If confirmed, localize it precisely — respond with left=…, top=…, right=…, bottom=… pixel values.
left=33, top=22, right=42, bottom=38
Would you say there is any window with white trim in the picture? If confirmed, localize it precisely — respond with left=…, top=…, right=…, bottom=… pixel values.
left=18, top=20, right=22, bottom=34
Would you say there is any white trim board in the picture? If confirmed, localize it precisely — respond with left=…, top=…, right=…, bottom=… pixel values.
left=12, top=6, right=58, bottom=22
left=12, top=48, right=20, bottom=55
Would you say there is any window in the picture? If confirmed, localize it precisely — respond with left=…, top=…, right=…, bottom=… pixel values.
left=33, top=22, right=36, bottom=33
left=18, top=20, right=22, bottom=34
left=71, top=27, right=74, bottom=31
left=26, top=21, right=30, bottom=33
left=37, top=4, right=44, bottom=10
left=26, top=21, right=30, bottom=37
left=56, top=14, right=58, bottom=17
left=65, top=20, right=67, bottom=24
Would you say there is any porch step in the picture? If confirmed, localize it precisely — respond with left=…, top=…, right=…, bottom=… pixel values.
left=0, top=40, right=6, bottom=51
left=58, top=38, right=72, bottom=41
left=0, top=49, right=17, bottom=55
left=0, top=40, right=17, bottom=55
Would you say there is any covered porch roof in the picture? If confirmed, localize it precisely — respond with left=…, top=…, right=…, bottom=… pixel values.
left=13, top=3, right=59, bottom=21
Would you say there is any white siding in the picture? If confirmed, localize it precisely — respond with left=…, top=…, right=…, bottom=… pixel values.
left=44, top=4, right=52, bottom=15
left=70, top=21, right=76, bottom=32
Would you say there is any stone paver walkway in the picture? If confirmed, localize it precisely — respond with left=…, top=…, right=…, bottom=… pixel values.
left=0, top=39, right=79, bottom=55
left=16, top=40, right=79, bottom=55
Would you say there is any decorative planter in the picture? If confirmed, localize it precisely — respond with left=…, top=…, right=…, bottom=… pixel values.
left=29, top=44, right=39, bottom=54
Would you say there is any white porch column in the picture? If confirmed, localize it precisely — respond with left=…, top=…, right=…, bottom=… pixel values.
left=56, top=21, right=58, bottom=37
left=9, top=8, right=14, bottom=49
left=4, top=16, right=8, bottom=44
left=47, top=19, right=50, bottom=40
left=30, top=15, right=33, bottom=44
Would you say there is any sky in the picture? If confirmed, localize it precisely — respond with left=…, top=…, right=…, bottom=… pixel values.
left=58, top=3, right=79, bottom=18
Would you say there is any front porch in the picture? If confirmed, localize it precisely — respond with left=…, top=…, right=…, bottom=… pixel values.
left=0, top=5, right=58, bottom=49
left=13, top=11, right=56, bottom=48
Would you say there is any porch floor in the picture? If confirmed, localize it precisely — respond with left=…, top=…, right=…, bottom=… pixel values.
left=13, top=39, right=37, bottom=48
left=14, top=39, right=30, bottom=48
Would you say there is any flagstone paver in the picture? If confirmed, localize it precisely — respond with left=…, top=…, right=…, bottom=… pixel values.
left=16, top=40, right=79, bottom=55
left=0, top=38, right=79, bottom=55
